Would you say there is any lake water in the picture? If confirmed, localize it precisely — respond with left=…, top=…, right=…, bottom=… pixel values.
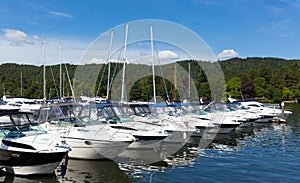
left=1, top=103, right=299, bottom=182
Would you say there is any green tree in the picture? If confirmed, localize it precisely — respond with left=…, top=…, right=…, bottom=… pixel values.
left=282, top=87, right=294, bottom=100
left=272, top=88, right=283, bottom=103
left=254, top=77, right=267, bottom=98
left=241, top=77, right=254, bottom=98
left=198, top=82, right=211, bottom=101
left=226, top=77, right=242, bottom=99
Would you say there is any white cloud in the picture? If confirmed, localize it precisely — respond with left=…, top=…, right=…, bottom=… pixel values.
left=89, top=58, right=124, bottom=64
left=33, top=35, right=39, bottom=40
left=158, top=50, right=179, bottom=60
left=0, top=36, right=88, bottom=65
left=50, top=11, right=72, bottom=18
left=3, top=29, right=27, bottom=40
left=2, top=29, right=40, bottom=46
left=3, top=29, right=27, bottom=45
left=217, top=49, right=239, bottom=59
left=90, top=57, right=106, bottom=64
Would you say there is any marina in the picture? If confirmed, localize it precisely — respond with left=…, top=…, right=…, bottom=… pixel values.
left=0, top=26, right=298, bottom=180
left=1, top=2, right=300, bottom=182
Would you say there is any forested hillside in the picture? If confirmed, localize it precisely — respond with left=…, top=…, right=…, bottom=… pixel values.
left=1, top=57, right=299, bottom=103
left=219, top=57, right=300, bottom=102
left=0, top=63, right=77, bottom=99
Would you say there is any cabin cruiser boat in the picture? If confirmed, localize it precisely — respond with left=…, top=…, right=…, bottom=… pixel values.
left=124, top=103, right=195, bottom=153
left=36, top=102, right=135, bottom=160
left=2, top=96, right=41, bottom=115
left=86, top=102, right=168, bottom=147
left=240, top=101, right=292, bottom=122
left=228, top=96, right=292, bottom=122
left=85, top=102, right=181, bottom=164
left=0, top=106, right=70, bottom=175
left=174, top=103, right=241, bottom=135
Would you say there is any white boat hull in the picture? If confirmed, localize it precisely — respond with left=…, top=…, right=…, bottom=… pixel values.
left=66, top=138, right=131, bottom=160
left=4, top=161, right=61, bottom=175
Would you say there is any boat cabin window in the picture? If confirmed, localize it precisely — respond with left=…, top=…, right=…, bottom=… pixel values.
left=0, top=129, right=10, bottom=137
left=125, top=107, right=135, bottom=116
left=97, top=107, right=119, bottom=123
left=0, top=115, right=13, bottom=126
left=133, top=106, right=151, bottom=116
left=247, top=104, right=260, bottom=107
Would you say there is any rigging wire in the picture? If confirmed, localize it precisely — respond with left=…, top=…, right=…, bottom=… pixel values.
left=64, top=64, right=75, bottom=101
left=49, top=65, right=59, bottom=97
left=95, top=64, right=107, bottom=97
left=106, top=49, right=123, bottom=100
left=154, top=43, right=171, bottom=103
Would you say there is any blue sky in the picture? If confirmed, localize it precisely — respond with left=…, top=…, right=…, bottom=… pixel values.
left=1, top=0, right=300, bottom=65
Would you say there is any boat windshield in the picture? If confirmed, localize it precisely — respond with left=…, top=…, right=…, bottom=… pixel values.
left=97, top=106, right=121, bottom=123
left=113, top=106, right=132, bottom=122
left=193, top=109, right=209, bottom=115
left=0, top=112, right=35, bottom=127
left=0, top=129, right=10, bottom=137
left=0, top=111, right=44, bottom=138
left=37, top=103, right=89, bottom=124
left=5, top=124, right=47, bottom=138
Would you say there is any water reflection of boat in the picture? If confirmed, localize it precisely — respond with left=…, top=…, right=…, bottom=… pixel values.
left=208, top=133, right=238, bottom=146
left=58, top=159, right=132, bottom=183
left=0, top=171, right=59, bottom=183
left=163, top=145, right=199, bottom=166
left=118, top=146, right=199, bottom=181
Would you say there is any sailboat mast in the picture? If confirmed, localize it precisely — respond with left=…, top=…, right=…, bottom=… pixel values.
left=2, top=83, right=5, bottom=96
left=173, top=63, right=177, bottom=102
left=150, top=26, right=156, bottom=104
left=188, top=62, right=191, bottom=102
left=59, top=42, right=63, bottom=99
left=43, top=40, right=46, bottom=103
left=20, top=72, right=23, bottom=96
left=121, top=24, right=128, bottom=103
left=106, top=30, right=114, bottom=100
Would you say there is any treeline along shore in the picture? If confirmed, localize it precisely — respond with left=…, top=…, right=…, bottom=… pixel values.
left=1, top=57, right=300, bottom=103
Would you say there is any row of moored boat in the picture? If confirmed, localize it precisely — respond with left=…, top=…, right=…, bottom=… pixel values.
left=0, top=97, right=292, bottom=175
